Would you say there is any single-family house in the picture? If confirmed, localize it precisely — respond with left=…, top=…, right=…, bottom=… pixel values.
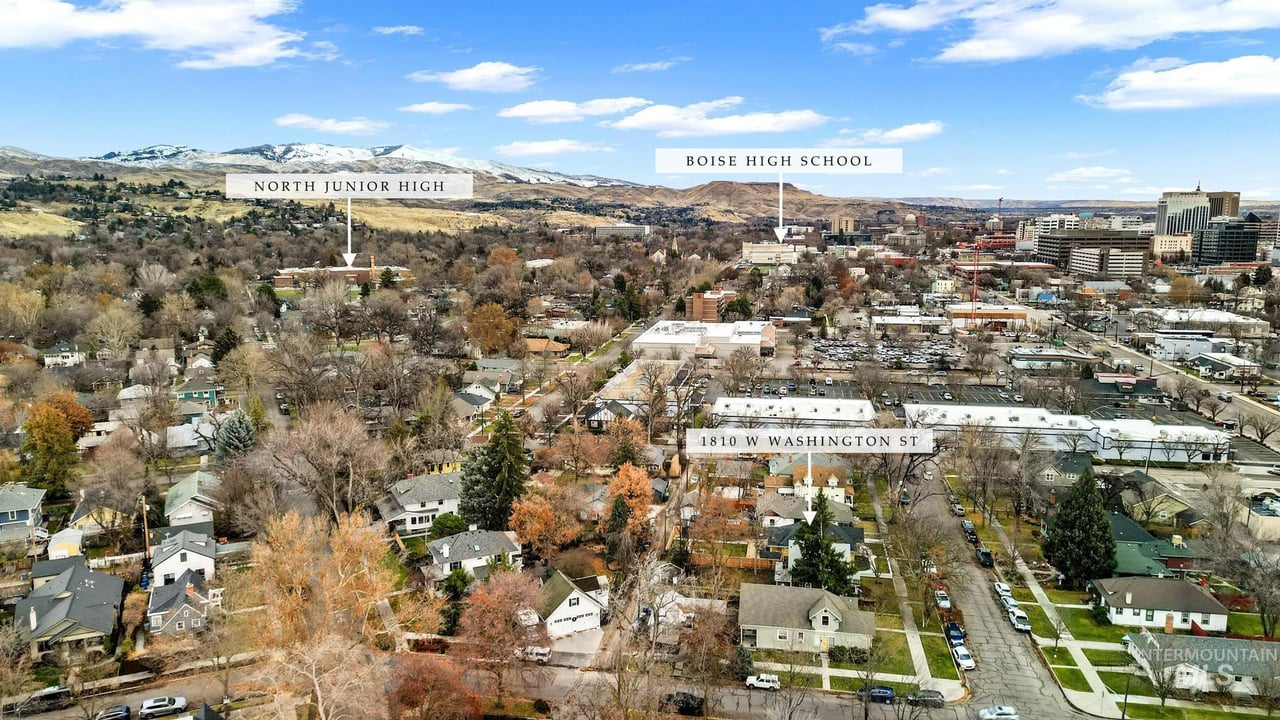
left=15, top=562, right=124, bottom=659
left=711, top=459, right=757, bottom=490
left=30, top=557, right=89, bottom=589
left=68, top=488, right=135, bottom=536
left=45, top=529, right=83, bottom=560
left=75, top=421, right=129, bottom=455
left=173, top=374, right=219, bottom=409
left=423, top=529, right=522, bottom=584
left=1107, top=512, right=1208, bottom=576
left=151, top=530, right=217, bottom=585
left=573, top=574, right=610, bottom=609
left=164, top=472, right=220, bottom=528
left=452, top=391, right=493, bottom=424
left=41, top=341, right=86, bottom=368
left=146, top=569, right=223, bottom=635
left=374, top=471, right=462, bottom=538
left=538, top=570, right=606, bottom=639
left=768, top=523, right=867, bottom=584
left=1189, top=352, right=1261, bottom=382
left=738, top=583, right=874, bottom=652
left=1129, top=631, right=1280, bottom=699
left=1092, top=576, right=1229, bottom=632
left=0, top=483, right=45, bottom=544
left=583, top=400, right=642, bottom=432
left=756, top=492, right=855, bottom=528
left=525, top=338, right=570, bottom=358
left=1040, top=451, right=1092, bottom=488
left=1122, top=476, right=1195, bottom=527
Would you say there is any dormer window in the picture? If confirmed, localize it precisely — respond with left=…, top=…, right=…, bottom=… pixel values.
left=821, top=613, right=830, bottom=627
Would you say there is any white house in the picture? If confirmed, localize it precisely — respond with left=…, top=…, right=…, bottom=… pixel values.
left=164, top=472, right=220, bottom=527
left=146, top=569, right=223, bottom=635
left=423, top=529, right=522, bottom=584
left=374, top=472, right=461, bottom=538
left=738, top=583, right=874, bottom=652
left=151, top=530, right=217, bottom=585
left=538, top=571, right=606, bottom=639
left=756, top=493, right=855, bottom=528
left=1092, top=577, right=1229, bottom=633
left=41, top=341, right=86, bottom=368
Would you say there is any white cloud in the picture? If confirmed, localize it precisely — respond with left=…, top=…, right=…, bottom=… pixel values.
left=300, top=40, right=339, bottom=62
left=1045, top=166, right=1132, bottom=182
left=274, top=113, right=389, bottom=135
left=823, top=1, right=1280, bottom=63
left=919, top=166, right=950, bottom=177
left=0, top=0, right=312, bottom=69
left=1118, top=185, right=1185, bottom=195
left=832, top=42, right=876, bottom=55
left=398, top=101, right=472, bottom=114
left=408, top=61, right=538, bottom=92
left=373, top=25, right=423, bottom=35
left=498, top=97, right=652, bottom=123
left=995, top=168, right=1010, bottom=175
left=829, top=120, right=944, bottom=145
left=606, top=97, right=828, bottom=137
left=1242, top=188, right=1278, bottom=200
left=612, top=56, right=689, bottom=73
left=1079, top=55, right=1280, bottom=110
left=492, top=140, right=615, bottom=157
left=1064, top=149, right=1116, bottom=160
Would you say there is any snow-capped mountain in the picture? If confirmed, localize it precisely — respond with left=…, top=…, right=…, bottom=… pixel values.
left=88, top=143, right=640, bottom=188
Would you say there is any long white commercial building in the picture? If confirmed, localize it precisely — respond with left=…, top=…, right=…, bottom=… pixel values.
left=904, top=404, right=1231, bottom=463
left=711, top=397, right=878, bottom=427
left=633, top=320, right=777, bottom=359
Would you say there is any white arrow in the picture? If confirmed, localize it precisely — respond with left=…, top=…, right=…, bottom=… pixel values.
left=342, top=197, right=358, bottom=267
left=802, top=451, right=817, bottom=525
left=774, top=173, right=788, bottom=242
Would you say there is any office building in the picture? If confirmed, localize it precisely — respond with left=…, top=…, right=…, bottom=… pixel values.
left=741, top=242, right=804, bottom=265
left=1035, top=230, right=1150, bottom=272
left=1108, top=215, right=1144, bottom=231
left=1067, top=247, right=1146, bottom=279
left=685, top=289, right=737, bottom=322
left=593, top=223, right=651, bottom=240
left=1207, top=191, right=1241, bottom=218
left=1192, top=213, right=1262, bottom=265
left=1151, top=234, right=1193, bottom=261
left=1156, top=191, right=1211, bottom=235
left=633, top=320, right=776, bottom=359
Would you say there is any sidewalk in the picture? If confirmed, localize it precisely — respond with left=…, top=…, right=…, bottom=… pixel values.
left=752, top=662, right=968, bottom=701
left=868, top=489, right=934, bottom=692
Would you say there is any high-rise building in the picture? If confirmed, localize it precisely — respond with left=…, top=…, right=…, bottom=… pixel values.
left=1035, top=230, right=1150, bottom=273
left=830, top=216, right=856, bottom=235
left=685, top=289, right=737, bottom=322
left=1108, top=215, right=1143, bottom=231
left=1156, top=191, right=1211, bottom=235
left=1207, top=191, right=1241, bottom=218
left=1192, top=213, right=1262, bottom=265
left=1066, top=247, right=1146, bottom=279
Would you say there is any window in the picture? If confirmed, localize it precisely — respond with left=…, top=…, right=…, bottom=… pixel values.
left=1132, top=608, right=1140, bottom=616
left=821, top=614, right=830, bottom=627
left=569, top=597, right=579, bottom=607
left=449, top=561, right=462, bottom=571
left=176, top=621, right=184, bottom=630
left=1145, top=609, right=1155, bottom=622
left=777, top=630, right=789, bottom=641
left=1235, top=675, right=1243, bottom=682
left=163, top=573, right=175, bottom=585
left=1181, top=612, right=1189, bottom=624
left=1202, top=613, right=1210, bottom=624
left=179, top=551, right=188, bottom=562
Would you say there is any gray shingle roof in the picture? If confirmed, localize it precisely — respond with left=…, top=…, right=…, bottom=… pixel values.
left=427, top=530, right=519, bottom=565
left=0, top=484, right=45, bottom=514
left=757, top=493, right=855, bottom=524
left=1093, top=577, right=1228, bottom=615
left=375, top=472, right=461, bottom=522
left=1131, top=632, right=1280, bottom=679
left=147, top=569, right=209, bottom=616
left=738, top=583, right=873, bottom=637
left=31, top=556, right=87, bottom=581
left=152, top=530, right=216, bottom=567
left=15, top=564, right=124, bottom=642
left=765, top=522, right=865, bottom=549
left=164, top=472, right=220, bottom=518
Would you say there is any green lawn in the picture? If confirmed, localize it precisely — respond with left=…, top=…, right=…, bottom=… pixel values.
left=860, top=579, right=900, bottom=616
left=1042, top=586, right=1093, bottom=605
left=1012, top=587, right=1038, bottom=603
left=1098, top=670, right=1158, bottom=698
left=1083, top=648, right=1134, bottom=668
left=781, top=673, right=822, bottom=688
left=1227, top=612, right=1265, bottom=637
left=876, top=614, right=904, bottom=630
left=752, top=649, right=820, bottom=666
left=830, top=677, right=919, bottom=696
left=1053, top=666, right=1093, bottom=692
left=1058, top=607, right=1133, bottom=643
left=920, top=633, right=959, bottom=680
left=381, top=549, right=411, bottom=590
left=1040, top=645, right=1076, bottom=666
left=1021, top=603, right=1058, bottom=639
left=874, top=631, right=917, bottom=676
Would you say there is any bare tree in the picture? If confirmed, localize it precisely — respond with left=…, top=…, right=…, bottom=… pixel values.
left=254, top=635, right=392, bottom=720
left=722, top=346, right=763, bottom=395
left=556, top=368, right=592, bottom=421
left=1202, top=397, right=1226, bottom=421
left=0, top=618, right=33, bottom=720
left=271, top=406, right=389, bottom=522
left=1249, top=414, right=1280, bottom=444
left=636, top=361, right=673, bottom=443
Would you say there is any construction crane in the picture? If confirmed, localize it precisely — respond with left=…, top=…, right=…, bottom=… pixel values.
left=969, top=197, right=1005, bottom=325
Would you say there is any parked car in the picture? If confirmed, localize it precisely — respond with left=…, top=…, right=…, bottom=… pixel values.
left=960, top=519, right=975, bottom=533
left=992, top=582, right=1012, bottom=598
left=978, top=706, right=1020, bottom=720
left=951, top=502, right=966, bottom=516
left=976, top=547, right=994, bottom=567
left=514, top=646, right=551, bottom=664
left=944, top=621, right=966, bottom=647
left=906, top=689, right=946, bottom=708
left=900, top=492, right=911, bottom=506
left=934, top=590, right=952, bottom=610
left=923, top=470, right=934, bottom=480
left=1009, top=609, right=1032, bottom=633
left=965, top=529, right=980, bottom=545
left=999, top=595, right=1020, bottom=612
left=138, top=697, right=188, bottom=720
left=745, top=674, right=780, bottom=690
left=855, top=685, right=896, bottom=704
left=19, top=686, right=73, bottom=714
left=94, top=707, right=132, bottom=720
left=660, top=692, right=705, bottom=716
left=951, top=645, right=977, bottom=671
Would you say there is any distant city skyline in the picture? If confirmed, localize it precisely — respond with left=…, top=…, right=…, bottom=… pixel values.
left=2, top=1, right=1279, bottom=200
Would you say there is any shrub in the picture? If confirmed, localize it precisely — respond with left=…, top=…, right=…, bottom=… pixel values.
left=828, top=645, right=869, bottom=665
left=532, top=699, right=551, bottom=715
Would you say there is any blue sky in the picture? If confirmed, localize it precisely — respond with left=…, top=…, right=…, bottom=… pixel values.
left=2, top=0, right=1280, bottom=200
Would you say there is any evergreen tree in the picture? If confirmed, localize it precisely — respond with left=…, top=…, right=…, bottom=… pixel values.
left=673, top=296, right=686, bottom=316
left=789, top=491, right=856, bottom=595
left=1042, top=468, right=1117, bottom=588
left=211, top=327, right=242, bottom=364
left=608, top=431, right=642, bottom=469
left=380, top=267, right=397, bottom=289
left=245, top=394, right=273, bottom=436
left=430, top=512, right=468, bottom=539
left=458, top=412, right=528, bottom=530
left=214, top=411, right=256, bottom=461
left=359, top=281, right=373, bottom=299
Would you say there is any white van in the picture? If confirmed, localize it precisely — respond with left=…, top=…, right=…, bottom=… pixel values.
left=825, top=376, right=833, bottom=385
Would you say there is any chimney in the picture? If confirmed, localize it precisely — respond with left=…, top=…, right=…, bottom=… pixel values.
left=441, top=543, right=450, bottom=559
left=1125, top=591, right=1133, bottom=605
left=185, top=581, right=195, bottom=596
left=29, top=605, right=37, bottom=631
left=369, top=254, right=375, bottom=271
